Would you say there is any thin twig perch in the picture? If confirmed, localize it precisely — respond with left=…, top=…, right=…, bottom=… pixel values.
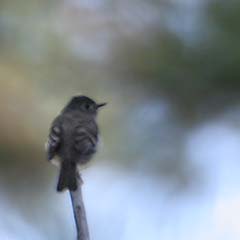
left=70, top=172, right=90, bottom=240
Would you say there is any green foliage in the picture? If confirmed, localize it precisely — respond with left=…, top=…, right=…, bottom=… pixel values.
left=110, top=0, right=240, bottom=116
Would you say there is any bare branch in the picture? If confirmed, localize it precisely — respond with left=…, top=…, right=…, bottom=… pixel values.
left=70, top=173, right=90, bottom=240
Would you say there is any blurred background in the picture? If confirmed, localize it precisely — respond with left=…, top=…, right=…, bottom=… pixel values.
left=0, top=0, right=240, bottom=239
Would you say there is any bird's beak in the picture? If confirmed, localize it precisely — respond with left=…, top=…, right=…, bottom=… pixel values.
left=97, top=103, right=107, bottom=109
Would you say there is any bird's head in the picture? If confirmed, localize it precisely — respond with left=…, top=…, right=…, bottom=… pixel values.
left=63, top=95, right=107, bottom=115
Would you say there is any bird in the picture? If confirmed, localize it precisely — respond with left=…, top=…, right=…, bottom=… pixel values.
left=46, top=95, right=106, bottom=192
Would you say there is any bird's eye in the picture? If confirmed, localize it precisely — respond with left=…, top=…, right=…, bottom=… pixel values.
left=85, top=103, right=90, bottom=110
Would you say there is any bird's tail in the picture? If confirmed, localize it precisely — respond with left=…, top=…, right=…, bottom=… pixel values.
left=57, top=160, right=77, bottom=192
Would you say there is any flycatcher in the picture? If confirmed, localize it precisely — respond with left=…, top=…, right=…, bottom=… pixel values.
left=46, top=95, right=106, bottom=191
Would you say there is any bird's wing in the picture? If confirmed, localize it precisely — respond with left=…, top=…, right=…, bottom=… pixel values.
left=46, top=117, right=62, bottom=160
left=74, top=122, right=98, bottom=155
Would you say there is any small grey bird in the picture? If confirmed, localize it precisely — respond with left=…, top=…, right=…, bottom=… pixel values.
left=46, top=96, right=106, bottom=192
